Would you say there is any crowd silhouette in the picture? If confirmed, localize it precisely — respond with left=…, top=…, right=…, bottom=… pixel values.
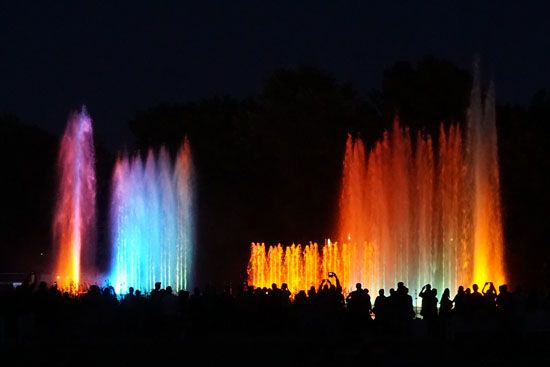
left=2, top=271, right=549, bottom=346
left=2, top=272, right=550, bottom=365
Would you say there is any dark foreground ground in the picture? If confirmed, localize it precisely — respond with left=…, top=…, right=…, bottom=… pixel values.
left=2, top=318, right=549, bottom=367
left=2, top=280, right=550, bottom=366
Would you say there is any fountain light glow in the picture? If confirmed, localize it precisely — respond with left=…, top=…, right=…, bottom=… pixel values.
left=248, top=70, right=506, bottom=295
left=109, top=139, right=194, bottom=294
left=52, top=109, right=96, bottom=291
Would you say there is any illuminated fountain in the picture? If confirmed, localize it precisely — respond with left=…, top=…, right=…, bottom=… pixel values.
left=109, top=139, right=194, bottom=294
left=248, top=70, right=506, bottom=295
left=52, top=108, right=96, bottom=291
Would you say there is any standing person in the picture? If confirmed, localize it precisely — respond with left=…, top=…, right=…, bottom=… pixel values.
left=419, top=284, right=437, bottom=320
left=439, top=288, right=454, bottom=339
left=346, top=283, right=372, bottom=324
left=439, top=288, right=453, bottom=318
left=373, top=289, right=387, bottom=324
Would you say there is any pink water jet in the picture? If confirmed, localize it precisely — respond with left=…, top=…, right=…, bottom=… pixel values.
left=52, top=108, right=96, bottom=291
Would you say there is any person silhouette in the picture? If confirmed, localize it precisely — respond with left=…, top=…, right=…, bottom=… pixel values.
left=346, top=283, right=364, bottom=312
left=439, top=288, right=453, bottom=318
left=452, top=286, right=466, bottom=315
left=419, top=284, right=432, bottom=316
left=482, top=282, right=497, bottom=312
left=373, top=289, right=387, bottom=322
left=124, top=287, right=135, bottom=302
left=151, top=282, right=162, bottom=300
left=307, top=286, right=317, bottom=298
left=420, top=284, right=438, bottom=321
left=280, top=283, right=291, bottom=305
left=496, top=284, right=513, bottom=318
left=346, top=282, right=371, bottom=323
left=470, top=283, right=484, bottom=314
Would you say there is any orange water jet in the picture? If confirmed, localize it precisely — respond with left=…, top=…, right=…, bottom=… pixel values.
left=247, top=69, right=506, bottom=294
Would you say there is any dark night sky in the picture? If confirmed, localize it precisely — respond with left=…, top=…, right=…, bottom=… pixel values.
left=1, top=1, right=549, bottom=147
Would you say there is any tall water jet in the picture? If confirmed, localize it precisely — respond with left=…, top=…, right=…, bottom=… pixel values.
left=468, top=70, right=506, bottom=287
left=174, top=139, right=195, bottom=290
left=52, top=108, right=96, bottom=291
left=248, top=70, right=506, bottom=295
left=334, top=73, right=506, bottom=293
left=335, top=123, right=447, bottom=293
left=110, top=139, right=194, bottom=294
